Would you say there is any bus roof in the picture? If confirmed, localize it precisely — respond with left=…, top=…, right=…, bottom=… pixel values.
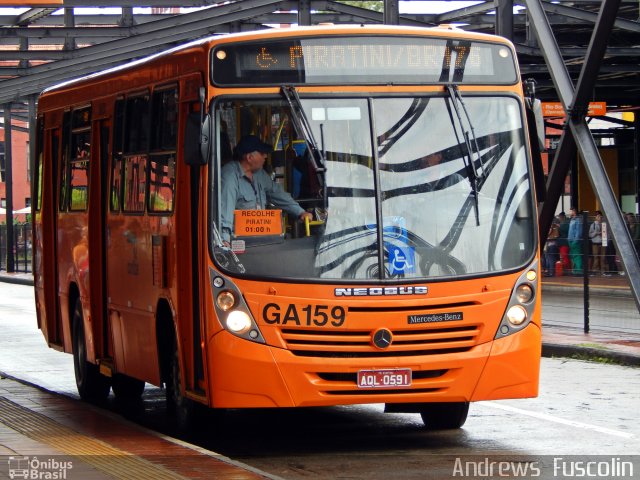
left=40, top=24, right=514, bottom=97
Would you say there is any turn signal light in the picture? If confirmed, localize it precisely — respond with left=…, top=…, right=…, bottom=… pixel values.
left=515, top=284, right=534, bottom=304
left=216, top=291, right=236, bottom=311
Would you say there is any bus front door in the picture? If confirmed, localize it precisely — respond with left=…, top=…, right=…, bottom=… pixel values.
left=88, top=118, right=110, bottom=364
left=37, top=127, right=63, bottom=348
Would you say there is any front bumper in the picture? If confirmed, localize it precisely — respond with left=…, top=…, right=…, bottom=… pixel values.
left=207, top=323, right=540, bottom=408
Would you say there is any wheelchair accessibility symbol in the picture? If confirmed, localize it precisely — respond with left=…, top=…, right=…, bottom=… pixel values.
left=388, top=245, right=415, bottom=275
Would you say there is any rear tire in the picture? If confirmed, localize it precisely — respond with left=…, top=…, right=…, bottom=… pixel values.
left=420, top=402, right=469, bottom=429
left=72, top=298, right=111, bottom=402
left=112, top=374, right=145, bottom=402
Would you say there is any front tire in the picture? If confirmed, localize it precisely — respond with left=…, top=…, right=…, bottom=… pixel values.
left=165, top=339, right=197, bottom=428
left=420, top=402, right=469, bottom=429
left=72, top=298, right=111, bottom=402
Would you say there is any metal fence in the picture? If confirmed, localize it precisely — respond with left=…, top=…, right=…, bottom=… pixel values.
left=541, top=213, right=640, bottom=334
left=0, top=223, right=32, bottom=273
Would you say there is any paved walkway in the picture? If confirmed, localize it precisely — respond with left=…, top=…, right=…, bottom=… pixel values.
left=0, top=374, right=276, bottom=480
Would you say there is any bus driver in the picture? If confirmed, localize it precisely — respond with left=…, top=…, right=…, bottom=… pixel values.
left=220, top=135, right=313, bottom=243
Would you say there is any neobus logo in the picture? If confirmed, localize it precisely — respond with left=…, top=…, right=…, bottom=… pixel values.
left=334, top=286, right=428, bottom=297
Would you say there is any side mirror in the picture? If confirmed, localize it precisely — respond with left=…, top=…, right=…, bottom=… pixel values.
left=184, top=87, right=209, bottom=167
left=531, top=98, right=545, bottom=152
left=184, top=112, right=207, bottom=166
left=200, top=113, right=212, bottom=163
left=525, top=97, right=546, bottom=203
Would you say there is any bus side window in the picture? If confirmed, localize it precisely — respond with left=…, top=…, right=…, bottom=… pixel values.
left=59, top=111, right=71, bottom=212
left=124, top=93, right=150, bottom=154
left=150, top=87, right=178, bottom=151
left=149, top=87, right=177, bottom=213
left=123, top=155, right=147, bottom=213
left=34, top=117, right=44, bottom=212
left=110, top=99, right=125, bottom=212
left=68, top=107, right=91, bottom=211
left=122, top=93, right=150, bottom=213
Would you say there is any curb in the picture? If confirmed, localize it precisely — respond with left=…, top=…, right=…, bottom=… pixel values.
left=542, top=343, right=640, bottom=367
left=0, top=274, right=34, bottom=286
left=542, top=283, right=632, bottom=298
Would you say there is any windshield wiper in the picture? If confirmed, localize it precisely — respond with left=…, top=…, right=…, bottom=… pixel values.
left=445, top=84, right=483, bottom=226
left=280, top=85, right=327, bottom=205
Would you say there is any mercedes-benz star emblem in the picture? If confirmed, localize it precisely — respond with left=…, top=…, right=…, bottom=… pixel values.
left=372, top=328, right=393, bottom=349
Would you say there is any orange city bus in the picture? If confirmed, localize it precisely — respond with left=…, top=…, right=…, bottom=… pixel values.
left=33, top=25, right=543, bottom=429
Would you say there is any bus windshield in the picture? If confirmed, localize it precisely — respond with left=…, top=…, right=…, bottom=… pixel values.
left=212, top=94, right=535, bottom=281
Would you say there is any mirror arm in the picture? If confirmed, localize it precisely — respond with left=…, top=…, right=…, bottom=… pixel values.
left=198, top=87, right=211, bottom=166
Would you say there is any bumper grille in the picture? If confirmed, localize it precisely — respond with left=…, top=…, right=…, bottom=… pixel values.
left=280, top=325, right=481, bottom=358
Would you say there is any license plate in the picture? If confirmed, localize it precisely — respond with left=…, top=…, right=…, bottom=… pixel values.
left=357, top=368, right=412, bottom=389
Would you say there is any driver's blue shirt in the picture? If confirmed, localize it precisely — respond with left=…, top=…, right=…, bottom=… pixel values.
left=220, top=160, right=305, bottom=241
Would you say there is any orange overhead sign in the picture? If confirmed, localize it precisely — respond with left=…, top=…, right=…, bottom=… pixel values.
left=541, top=102, right=607, bottom=117
left=0, top=1, right=62, bottom=4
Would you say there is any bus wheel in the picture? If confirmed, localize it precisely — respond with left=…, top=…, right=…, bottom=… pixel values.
left=72, top=298, right=111, bottom=402
left=419, top=402, right=469, bottom=429
left=112, top=374, right=145, bottom=402
left=165, top=341, right=196, bottom=428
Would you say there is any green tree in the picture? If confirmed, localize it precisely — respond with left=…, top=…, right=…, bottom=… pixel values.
left=339, top=1, right=383, bottom=12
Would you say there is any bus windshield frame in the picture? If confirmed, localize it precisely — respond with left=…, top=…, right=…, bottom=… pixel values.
left=210, top=91, right=537, bottom=283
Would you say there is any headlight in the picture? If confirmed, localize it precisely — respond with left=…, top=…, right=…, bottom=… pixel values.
left=216, top=291, right=236, bottom=311
left=226, top=310, right=252, bottom=333
left=210, top=268, right=266, bottom=344
left=515, top=284, right=534, bottom=304
left=506, top=305, right=527, bottom=326
left=495, top=262, right=538, bottom=339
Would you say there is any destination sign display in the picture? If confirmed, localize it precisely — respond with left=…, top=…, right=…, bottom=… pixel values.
left=212, top=36, right=517, bottom=86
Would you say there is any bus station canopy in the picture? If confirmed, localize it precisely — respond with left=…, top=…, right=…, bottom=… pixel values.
left=0, top=0, right=637, bottom=119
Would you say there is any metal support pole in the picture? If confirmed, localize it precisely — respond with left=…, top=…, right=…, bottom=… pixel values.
left=19, top=38, right=29, bottom=69
left=495, top=0, right=514, bottom=40
left=582, top=211, right=590, bottom=333
left=63, top=8, right=76, bottom=51
left=119, top=7, right=135, bottom=27
left=298, top=0, right=311, bottom=26
left=3, top=104, right=14, bottom=273
left=28, top=96, right=36, bottom=198
left=383, top=0, right=399, bottom=25
left=635, top=114, right=640, bottom=215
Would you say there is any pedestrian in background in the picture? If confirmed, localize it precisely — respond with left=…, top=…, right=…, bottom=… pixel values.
left=544, top=219, right=560, bottom=276
left=557, top=211, right=570, bottom=271
left=588, top=211, right=604, bottom=276
left=568, top=207, right=583, bottom=275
